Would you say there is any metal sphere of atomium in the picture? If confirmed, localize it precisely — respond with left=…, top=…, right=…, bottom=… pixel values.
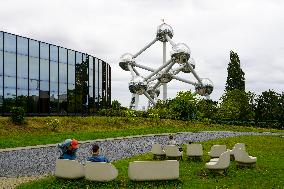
left=182, top=58, right=196, bottom=73
left=147, top=82, right=160, bottom=97
left=195, top=78, right=214, bottom=96
left=119, top=53, right=135, bottom=71
left=128, top=76, right=148, bottom=95
left=171, top=43, right=191, bottom=64
left=157, top=71, right=173, bottom=83
left=156, top=23, right=174, bottom=42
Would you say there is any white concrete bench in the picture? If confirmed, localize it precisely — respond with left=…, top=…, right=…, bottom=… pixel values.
left=55, top=159, right=84, bottom=179
left=234, top=148, right=257, bottom=167
left=128, top=160, right=179, bottom=181
left=186, top=144, right=203, bottom=159
left=164, top=145, right=182, bottom=160
left=208, top=145, right=227, bottom=158
left=205, top=150, right=230, bottom=174
left=84, top=161, right=118, bottom=181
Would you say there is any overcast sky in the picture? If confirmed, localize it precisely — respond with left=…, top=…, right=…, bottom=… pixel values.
left=1, top=0, right=283, bottom=107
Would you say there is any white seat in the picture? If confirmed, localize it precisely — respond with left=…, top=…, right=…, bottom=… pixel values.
left=234, top=148, right=257, bottom=166
left=164, top=145, right=182, bottom=159
left=55, top=159, right=84, bottom=179
left=206, top=150, right=230, bottom=173
left=208, top=145, right=227, bottom=158
left=151, top=143, right=166, bottom=156
left=230, top=143, right=245, bottom=156
left=84, top=161, right=118, bottom=181
left=186, top=144, right=203, bottom=157
left=128, top=160, right=179, bottom=181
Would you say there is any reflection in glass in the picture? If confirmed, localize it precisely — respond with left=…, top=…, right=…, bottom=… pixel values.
left=4, top=77, right=16, bottom=113
left=29, top=55, right=39, bottom=113
left=4, top=33, right=16, bottom=53
left=29, top=40, right=39, bottom=58
left=17, top=55, right=28, bottom=79
left=50, top=45, right=58, bottom=62
left=17, top=37, right=28, bottom=55
left=4, top=52, right=16, bottom=76
left=40, top=43, right=49, bottom=60
left=59, top=47, right=67, bottom=63
left=0, top=48, right=3, bottom=75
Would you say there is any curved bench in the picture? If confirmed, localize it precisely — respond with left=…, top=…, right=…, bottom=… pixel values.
left=54, top=159, right=84, bottom=179
left=84, top=162, right=118, bottom=182
left=128, top=160, right=179, bottom=181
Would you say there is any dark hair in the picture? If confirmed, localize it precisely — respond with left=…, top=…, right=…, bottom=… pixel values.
left=169, top=135, right=173, bottom=140
left=92, top=144, right=100, bottom=153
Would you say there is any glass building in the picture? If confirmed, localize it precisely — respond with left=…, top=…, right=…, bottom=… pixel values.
left=0, top=31, right=111, bottom=115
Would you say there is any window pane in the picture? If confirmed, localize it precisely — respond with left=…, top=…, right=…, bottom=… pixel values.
left=59, top=82, right=67, bottom=114
left=29, top=40, right=39, bottom=58
left=40, top=59, right=49, bottom=81
left=29, top=57, right=39, bottom=80
left=0, top=49, right=3, bottom=76
left=17, top=89, right=28, bottom=112
left=17, top=54, right=28, bottom=79
left=68, top=50, right=75, bottom=65
left=0, top=32, right=3, bottom=51
left=76, top=52, right=82, bottom=64
left=17, top=37, right=28, bottom=55
left=4, top=52, right=16, bottom=77
left=68, top=65, right=75, bottom=84
left=67, top=83, right=75, bottom=113
left=4, top=77, right=16, bottom=113
left=40, top=43, right=49, bottom=60
left=59, top=63, right=67, bottom=83
left=18, top=78, right=28, bottom=90
left=50, top=61, right=58, bottom=83
left=59, top=47, right=67, bottom=63
left=4, top=33, right=16, bottom=53
left=50, top=45, right=58, bottom=62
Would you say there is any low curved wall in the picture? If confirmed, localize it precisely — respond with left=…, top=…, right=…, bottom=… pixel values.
left=0, top=131, right=279, bottom=177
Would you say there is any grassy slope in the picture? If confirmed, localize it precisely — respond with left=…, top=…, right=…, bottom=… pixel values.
left=0, top=116, right=282, bottom=149
left=18, top=135, right=284, bottom=189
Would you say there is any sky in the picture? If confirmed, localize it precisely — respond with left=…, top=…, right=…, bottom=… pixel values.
left=1, top=0, right=283, bottom=108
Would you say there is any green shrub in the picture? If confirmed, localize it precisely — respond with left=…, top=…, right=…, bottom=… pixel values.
left=10, top=107, right=25, bottom=125
left=46, top=118, right=61, bottom=131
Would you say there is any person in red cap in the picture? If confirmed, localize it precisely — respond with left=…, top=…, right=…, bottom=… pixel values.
left=58, top=139, right=79, bottom=160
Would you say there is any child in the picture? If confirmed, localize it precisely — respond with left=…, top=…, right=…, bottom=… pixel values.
left=58, top=139, right=79, bottom=160
left=87, top=144, right=109, bottom=163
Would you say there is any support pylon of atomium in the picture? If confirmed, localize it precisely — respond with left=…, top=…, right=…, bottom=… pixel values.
left=119, top=22, right=214, bottom=110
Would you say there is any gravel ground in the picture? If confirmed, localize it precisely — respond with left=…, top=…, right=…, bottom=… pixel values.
left=0, top=131, right=281, bottom=181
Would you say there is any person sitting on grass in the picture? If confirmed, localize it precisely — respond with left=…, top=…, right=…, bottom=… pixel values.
left=58, top=139, right=79, bottom=160
left=87, top=144, right=109, bottom=163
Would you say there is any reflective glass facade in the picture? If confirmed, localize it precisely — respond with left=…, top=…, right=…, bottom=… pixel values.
left=0, top=31, right=111, bottom=115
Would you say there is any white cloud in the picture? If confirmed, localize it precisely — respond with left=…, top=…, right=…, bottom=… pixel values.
left=1, top=0, right=283, bottom=107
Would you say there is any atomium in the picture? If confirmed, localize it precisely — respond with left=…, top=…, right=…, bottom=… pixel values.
left=171, top=43, right=191, bottom=64
left=156, top=23, right=174, bottom=42
left=128, top=76, right=147, bottom=95
left=182, top=58, right=196, bottom=73
left=119, top=53, right=135, bottom=71
left=120, top=22, right=213, bottom=109
left=195, top=78, right=214, bottom=96
left=157, top=71, right=173, bottom=83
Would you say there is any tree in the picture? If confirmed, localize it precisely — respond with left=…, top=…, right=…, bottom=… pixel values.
left=255, top=90, right=281, bottom=122
left=196, top=99, right=218, bottom=119
left=225, top=51, right=245, bottom=91
left=215, top=89, right=254, bottom=121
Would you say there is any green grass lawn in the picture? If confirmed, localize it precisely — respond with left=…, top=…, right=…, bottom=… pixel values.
left=18, top=135, right=284, bottom=189
left=0, top=116, right=282, bottom=149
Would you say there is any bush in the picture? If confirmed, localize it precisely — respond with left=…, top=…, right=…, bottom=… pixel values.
left=46, top=118, right=61, bottom=131
left=10, top=107, right=25, bottom=125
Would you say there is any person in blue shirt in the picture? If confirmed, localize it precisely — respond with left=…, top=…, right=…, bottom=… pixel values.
left=58, top=139, right=79, bottom=160
left=87, top=144, right=109, bottom=162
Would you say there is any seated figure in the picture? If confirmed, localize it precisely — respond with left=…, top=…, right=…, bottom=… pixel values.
left=58, top=139, right=79, bottom=160
left=87, top=144, right=109, bottom=163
